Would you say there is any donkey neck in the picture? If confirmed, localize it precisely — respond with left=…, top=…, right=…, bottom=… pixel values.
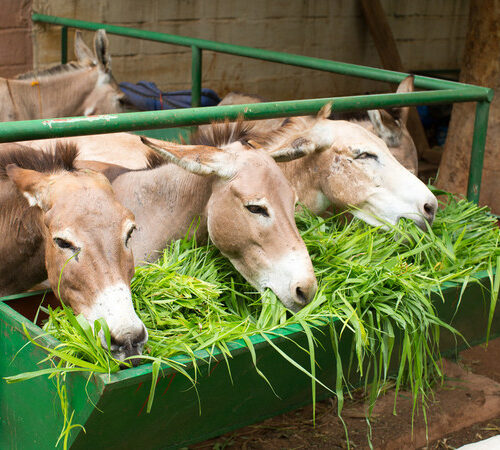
left=111, top=164, right=214, bottom=264
left=278, top=153, right=331, bottom=215
left=0, top=184, right=47, bottom=295
left=3, top=68, right=99, bottom=120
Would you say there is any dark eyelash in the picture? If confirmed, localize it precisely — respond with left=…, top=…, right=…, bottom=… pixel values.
left=245, top=205, right=270, bottom=217
left=356, top=152, right=378, bottom=160
left=53, top=237, right=79, bottom=252
left=125, top=226, right=136, bottom=246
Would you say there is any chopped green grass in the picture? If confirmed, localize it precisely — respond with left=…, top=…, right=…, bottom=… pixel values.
left=4, top=193, right=500, bottom=447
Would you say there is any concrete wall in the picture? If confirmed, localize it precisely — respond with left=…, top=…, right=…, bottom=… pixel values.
left=31, top=0, right=469, bottom=100
left=0, top=0, right=33, bottom=78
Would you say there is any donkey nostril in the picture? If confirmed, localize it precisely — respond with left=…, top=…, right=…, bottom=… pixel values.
left=423, top=203, right=434, bottom=217
left=135, top=326, right=147, bottom=345
left=295, top=287, right=307, bottom=305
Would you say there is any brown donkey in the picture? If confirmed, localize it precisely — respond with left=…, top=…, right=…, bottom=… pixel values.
left=0, top=144, right=146, bottom=363
left=0, top=30, right=127, bottom=121
left=192, top=107, right=436, bottom=230
left=77, top=135, right=318, bottom=312
left=23, top=105, right=435, bottom=231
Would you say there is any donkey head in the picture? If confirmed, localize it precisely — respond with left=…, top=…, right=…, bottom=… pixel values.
left=74, top=30, right=128, bottom=116
left=269, top=104, right=437, bottom=230
left=7, top=164, right=146, bottom=363
left=366, top=76, right=418, bottom=173
left=141, top=137, right=318, bottom=312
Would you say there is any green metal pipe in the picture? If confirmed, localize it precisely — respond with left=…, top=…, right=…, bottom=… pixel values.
left=467, top=101, right=491, bottom=203
left=191, top=45, right=202, bottom=108
left=0, top=88, right=489, bottom=143
left=31, top=13, right=492, bottom=100
left=61, top=26, right=68, bottom=64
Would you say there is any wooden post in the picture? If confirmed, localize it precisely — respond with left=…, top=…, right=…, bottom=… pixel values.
left=437, top=0, right=499, bottom=212
left=360, top=0, right=430, bottom=157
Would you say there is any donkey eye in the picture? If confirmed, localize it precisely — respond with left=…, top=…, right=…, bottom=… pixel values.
left=355, top=152, right=378, bottom=161
left=117, top=96, right=129, bottom=107
left=125, top=225, right=136, bottom=247
left=53, top=237, right=77, bottom=251
left=245, top=205, right=270, bottom=217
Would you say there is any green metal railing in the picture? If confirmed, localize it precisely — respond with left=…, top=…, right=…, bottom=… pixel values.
left=0, top=13, right=493, bottom=203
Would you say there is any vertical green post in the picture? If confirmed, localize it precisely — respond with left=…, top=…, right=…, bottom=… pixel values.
left=61, top=26, right=68, bottom=64
left=466, top=101, right=491, bottom=203
left=191, top=45, right=202, bottom=107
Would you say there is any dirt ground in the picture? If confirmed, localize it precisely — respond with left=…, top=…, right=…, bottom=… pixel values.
left=191, top=339, right=500, bottom=450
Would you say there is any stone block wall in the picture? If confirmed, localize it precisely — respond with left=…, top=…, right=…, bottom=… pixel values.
left=30, top=0, right=469, bottom=100
left=0, top=0, right=33, bottom=78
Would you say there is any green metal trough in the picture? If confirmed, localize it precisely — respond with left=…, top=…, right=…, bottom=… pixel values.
left=1, top=273, right=499, bottom=449
left=0, top=14, right=497, bottom=449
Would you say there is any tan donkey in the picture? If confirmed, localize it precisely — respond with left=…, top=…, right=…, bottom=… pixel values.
left=0, top=30, right=127, bottom=121
left=77, top=135, right=319, bottom=312
left=192, top=105, right=436, bottom=230
left=0, top=144, right=146, bottom=363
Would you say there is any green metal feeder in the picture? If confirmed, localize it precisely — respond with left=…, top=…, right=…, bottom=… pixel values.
left=1, top=273, right=499, bottom=449
left=0, top=14, right=496, bottom=449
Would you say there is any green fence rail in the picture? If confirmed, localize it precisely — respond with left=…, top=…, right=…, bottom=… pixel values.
left=32, top=13, right=491, bottom=97
left=1, top=13, right=492, bottom=204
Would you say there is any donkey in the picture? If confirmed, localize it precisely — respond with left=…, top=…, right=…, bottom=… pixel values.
left=22, top=103, right=434, bottom=230
left=0, top=143, right=146, bottom=363
left=76, top=134, right=318, bottom=312
left=330, top=77, right=418, bottom=174
left=0, top=30, right=128, bottom=121
left=218, top=76, right=418, bottom=174
left=192, top=106, right=436, bottom=230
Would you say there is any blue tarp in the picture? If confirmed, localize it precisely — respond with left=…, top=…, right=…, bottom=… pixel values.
left=119, top=81, right=220, bottom=111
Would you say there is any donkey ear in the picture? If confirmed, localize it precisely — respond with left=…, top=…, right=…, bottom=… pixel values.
left=317, top=102, right=332, bottom=120
left=367, top=109, right=396, bottom=144
left=140, top=137, right=236, bottom=178
left=94, top=29, right=111, bottom=73
left=268, top=137, right=318, bottom=162
left=74, top=31, right=96, bottom=65
left=268, top=107, right=336, bottom=162
left=6, top=165, right=51, bottom=211
left=396, top=75, right=415, bottom=94
left=394, top=75, right=414, bottom=125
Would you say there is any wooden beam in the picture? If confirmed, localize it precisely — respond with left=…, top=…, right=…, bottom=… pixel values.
left=360, top=0, right=430, bottom=157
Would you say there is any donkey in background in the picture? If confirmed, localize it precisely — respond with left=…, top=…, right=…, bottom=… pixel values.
left=0, top=30, right=128, bottom=121
left=219, top=76, right=418, bottom=174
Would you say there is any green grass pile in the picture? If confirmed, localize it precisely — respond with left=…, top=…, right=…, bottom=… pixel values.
left=5, top=194, right=500, bottom=436
left=129, top=194, right=499, bottom=370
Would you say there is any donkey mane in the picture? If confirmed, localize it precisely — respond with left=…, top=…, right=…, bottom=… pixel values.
left=191, top=119, right=267, bottom=148
left=191, top=106, right=332, bottom=153
left=15, top=62, right=88, bottom=81
left=330, top=110, right=370, bottom=121
left=0, top=142, right=79, bottom=177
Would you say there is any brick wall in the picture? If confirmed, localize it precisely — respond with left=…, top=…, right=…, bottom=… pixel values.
left=31, top=0, right=469, bottom=100
left=0, top=0, right=33, bottom=78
